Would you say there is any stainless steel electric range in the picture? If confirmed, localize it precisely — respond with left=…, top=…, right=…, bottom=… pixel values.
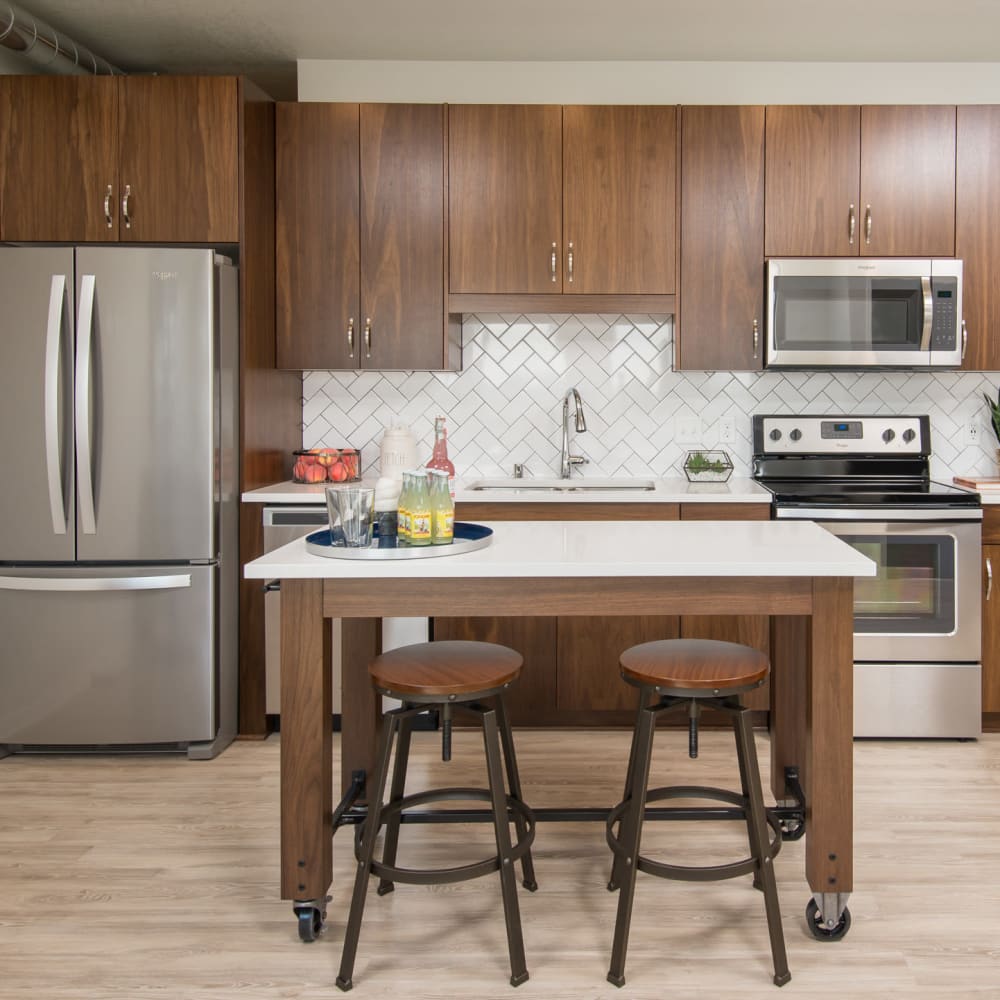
left=753, top=414, right=982, bottom=738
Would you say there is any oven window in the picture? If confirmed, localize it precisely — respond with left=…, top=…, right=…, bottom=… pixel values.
left=772, top=276, right=924, bottom=352
left=843, top=533, right=955, bottom=634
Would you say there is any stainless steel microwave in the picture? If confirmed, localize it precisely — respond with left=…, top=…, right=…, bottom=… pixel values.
left=765, top=258, right=963, bottom=369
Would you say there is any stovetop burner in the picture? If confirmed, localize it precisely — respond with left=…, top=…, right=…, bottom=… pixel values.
left=760, top=478, right=980, bottom=509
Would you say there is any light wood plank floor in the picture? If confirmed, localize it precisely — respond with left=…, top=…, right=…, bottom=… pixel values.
left=1, top=728, right=999, bottom=999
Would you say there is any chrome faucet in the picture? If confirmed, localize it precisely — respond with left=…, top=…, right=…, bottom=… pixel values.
left=559, top=387, right=588, bottom=478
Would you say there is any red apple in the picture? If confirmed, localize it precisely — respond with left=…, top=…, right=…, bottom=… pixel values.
left=329, top=460, right=348, bottom=482
left=303, top=464, right=326, bottom=483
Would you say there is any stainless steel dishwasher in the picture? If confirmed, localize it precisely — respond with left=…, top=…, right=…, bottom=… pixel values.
left=262, top=506, right=339, bottom=715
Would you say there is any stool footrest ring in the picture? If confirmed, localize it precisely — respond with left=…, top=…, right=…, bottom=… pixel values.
left=606, top=784, right=782, bottom=883
left=359, top=786, right=536, bottom=886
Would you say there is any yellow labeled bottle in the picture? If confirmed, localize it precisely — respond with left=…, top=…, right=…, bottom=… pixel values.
left=408, top=471, right=432, bottom=546
left=397, top=471, right=413, bottom=545
left=429, top=468, right=454, bottom=545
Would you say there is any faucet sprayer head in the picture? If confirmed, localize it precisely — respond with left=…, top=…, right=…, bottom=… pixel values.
left=571, top=388, right=587, bottom=433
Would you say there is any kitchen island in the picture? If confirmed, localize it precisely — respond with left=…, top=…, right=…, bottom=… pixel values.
left=245, top=518, right=874, bottom=938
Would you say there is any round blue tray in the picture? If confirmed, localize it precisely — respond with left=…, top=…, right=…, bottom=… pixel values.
left=304, top=521, right=493, bottom=560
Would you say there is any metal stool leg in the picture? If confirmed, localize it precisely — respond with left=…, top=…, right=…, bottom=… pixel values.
left=734, top=707, right=791, bottom=988
left=494, top=695, right=538, bottom=892
left=482, top=706, right=529, bottom=987
left=607, top=705, right=656, bottom=988
left=336, top=711, right=399, bottom=992
left=731, top=701, right=763, bottom=892
left=608, top=688, right=648, bottom=892
left=376, top=707, right=415, bottom=896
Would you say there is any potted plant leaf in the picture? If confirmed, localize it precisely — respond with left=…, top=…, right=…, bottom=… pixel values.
left=984, top=388, right=1000, bottom=450
left=682, top=450, right=734, bottom=482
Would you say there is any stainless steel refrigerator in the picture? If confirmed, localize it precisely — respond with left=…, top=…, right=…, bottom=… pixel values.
left=0, top=247, right=239, bottom=759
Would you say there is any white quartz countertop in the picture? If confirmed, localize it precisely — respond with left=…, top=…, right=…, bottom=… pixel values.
left=241, top=477, right=772, bottom=505
left=244, top=519, right=874, bottom=581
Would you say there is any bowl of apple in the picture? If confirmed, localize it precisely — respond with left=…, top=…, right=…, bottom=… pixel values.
left=292, top=448, right=361, bottom=484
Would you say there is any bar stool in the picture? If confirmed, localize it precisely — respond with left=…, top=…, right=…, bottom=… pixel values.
left=606, top=638, right=790, bottom=988
left=336, top=640, right=537, bottom=992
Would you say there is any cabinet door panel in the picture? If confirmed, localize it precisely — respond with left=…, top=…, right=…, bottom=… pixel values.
left=361, top=104, right=446, bottom=369
left=957, top=106, right=1000, bottom=371
left=765, top=105, right=860, bottom=257
left=563, top=106, right=676, bottom=294
left=449, top=105, right=562, bottom=293
left=1, top=76, right=118, bottom=242
left=678, top=106, right=764, bottom=371
left=118, top=76, right=239, bottom=243
left=984, top=545, right=1000, bottom=714
left=275, top=103, right=361, bottom=370
left=860, top=105, right=955, bottom=257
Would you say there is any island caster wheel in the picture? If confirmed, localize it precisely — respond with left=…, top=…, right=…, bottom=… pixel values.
left=294, top=901, right=327, bottom=942
left=779, top=814, right=806, bottom=841
left=806, top=897, right=851, bottom=941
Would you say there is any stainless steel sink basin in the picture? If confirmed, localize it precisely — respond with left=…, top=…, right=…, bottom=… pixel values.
left=465, top=477, right=657, bottom=493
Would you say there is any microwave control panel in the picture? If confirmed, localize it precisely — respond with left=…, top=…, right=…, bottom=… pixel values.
left=754, top=415, right=928, bottom=455
left=930, top=277, right=959, bottom=350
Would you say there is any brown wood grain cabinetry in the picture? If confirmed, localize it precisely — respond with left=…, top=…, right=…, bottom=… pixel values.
left=448, top=104, right=676, bottom=297
left=677, top=105, right=765, bottom=372
left=957, top=106, right=1000, bottom=371
left=0, top=75, right=238, bottom=243
left=765, top=105, right=955, bottom=258
left=982, top=508, right=1000, bottom=719
left=275, top=102, right=458, bottom=371
left=437, top=500, right=771, bottom=725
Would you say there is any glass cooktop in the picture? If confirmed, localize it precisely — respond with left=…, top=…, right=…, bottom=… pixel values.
left=759, top=479, right=981, bottom=508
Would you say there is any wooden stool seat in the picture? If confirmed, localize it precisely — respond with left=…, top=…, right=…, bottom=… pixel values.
left=620, top=638, right=769, bottom=695
left=370, top=640, right=523, bottom=699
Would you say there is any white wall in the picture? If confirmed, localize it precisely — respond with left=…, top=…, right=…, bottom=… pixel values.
left=298, top=59, right=1000, bottom=103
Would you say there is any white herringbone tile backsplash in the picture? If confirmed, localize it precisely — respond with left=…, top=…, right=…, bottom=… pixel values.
left=302, top=314, right=1000, bottom=483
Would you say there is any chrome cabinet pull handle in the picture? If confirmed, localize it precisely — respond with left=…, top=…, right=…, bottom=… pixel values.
left=104, top=184, right=113, bottom=229
left=121, top=184, right=132, bottom=229
left=753, top=318, right=759, bottom=359
left=962, top=319, right=968, bottom=362
left=987, top=556, right=993, bottom=602
left=864, top=204, right=872, bottom=245
left=550, top=242, right=557, bottom=282
left=848, top=204, right=855, bottom=246
left=567, top=241, right=574, bottom=283
left=347, top=317, right=355, bottom=359
left=364, top=318, right=372, bottom=359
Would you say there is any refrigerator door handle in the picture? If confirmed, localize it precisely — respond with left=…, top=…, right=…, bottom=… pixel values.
left=0, top=574, right=193, bottom=592
left=75, top=273, right=97, bottom=535
left=44, top=274, right=68, bottom=536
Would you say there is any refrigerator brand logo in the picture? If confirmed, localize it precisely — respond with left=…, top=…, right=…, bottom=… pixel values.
left=152, top=271, right=178, bottom=280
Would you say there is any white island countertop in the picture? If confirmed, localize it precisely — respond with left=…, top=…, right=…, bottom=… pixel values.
left=242, top=476, right=772, bottom=505
left=244, top=519, right=874, bottom=581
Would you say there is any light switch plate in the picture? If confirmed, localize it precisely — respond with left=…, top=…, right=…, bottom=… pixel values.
left=676, top=416, right=702, bottom=444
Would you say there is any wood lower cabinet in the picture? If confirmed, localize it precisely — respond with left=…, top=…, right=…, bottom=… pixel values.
left=448, top=104, right=676, bottom=298
left=982, top=509, right=1000, bottom=722
left=958, top=106, right=1000, bottom=371
left=438, top=501, right=771, bottom=725
left=765, top=104, right=956, bottom=258
left=677, top=105, right=765, bottom=371
left=0, top=75, right=239, bottom=243
left=276, top=102, right=458, bottom=371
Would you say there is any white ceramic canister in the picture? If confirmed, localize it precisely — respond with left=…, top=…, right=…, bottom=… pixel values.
left=379, top=422, right=417, bottom=482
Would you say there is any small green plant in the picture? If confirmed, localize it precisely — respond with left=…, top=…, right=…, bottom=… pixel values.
left=684, top=452, right=729, bottom=473
left=984, top=388, right=1000, bottom=445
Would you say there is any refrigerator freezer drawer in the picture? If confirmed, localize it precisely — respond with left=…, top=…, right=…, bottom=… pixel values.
left=0, top=564, right=217, bottom=747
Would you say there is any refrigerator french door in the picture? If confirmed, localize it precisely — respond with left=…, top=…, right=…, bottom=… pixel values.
left=0, top=247, right=238, bottom=757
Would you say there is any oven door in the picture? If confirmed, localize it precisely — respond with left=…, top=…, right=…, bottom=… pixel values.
left=776, top=509, right=981, bottom=662
left=766, top=258, right=962, bottom=368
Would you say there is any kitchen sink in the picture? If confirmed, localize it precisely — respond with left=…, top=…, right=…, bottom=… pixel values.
left=465, top=477, right=657, bottom=492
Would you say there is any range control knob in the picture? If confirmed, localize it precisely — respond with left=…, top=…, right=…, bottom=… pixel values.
left=769, top=428, right=782, bottom=441
left=789, top=428, right=802, bottom=441
left=902, top=428, right=917, bottom=443
left=882, top=429, right=896, bottom=443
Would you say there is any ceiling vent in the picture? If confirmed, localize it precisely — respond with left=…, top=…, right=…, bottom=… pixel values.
left=0, top=2, right=120, bottom=75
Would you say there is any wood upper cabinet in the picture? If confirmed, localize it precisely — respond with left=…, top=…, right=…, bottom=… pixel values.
left=957, top=106, right=1000, bottom=371
left=448, top=104, right=676, bottom=295
left=276, top=102, right=456, bottom=371
left=677, top=105, right=765, bottom=371
left=0, top=75, right=238, bottom=243
left=765, top=104, right=956, bottom=258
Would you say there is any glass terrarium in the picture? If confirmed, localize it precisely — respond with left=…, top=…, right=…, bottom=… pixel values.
left=682, top=450, right=734, bottom=483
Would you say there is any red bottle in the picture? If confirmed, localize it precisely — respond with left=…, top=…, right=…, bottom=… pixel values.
left=426, top=416, right=456, bottom=498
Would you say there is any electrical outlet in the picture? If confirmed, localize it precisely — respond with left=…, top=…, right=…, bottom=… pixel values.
left=965, top=421, right=982, bottom=446
left=719, top=416, right=736, bottom=443
left=676, top=416, right=702, bottom=444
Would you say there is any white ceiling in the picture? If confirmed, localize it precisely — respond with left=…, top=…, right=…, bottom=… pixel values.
left=15, top=0, right=1000, bottom=100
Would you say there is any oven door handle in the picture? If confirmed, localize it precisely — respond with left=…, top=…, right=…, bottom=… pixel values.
left=920, top=276, right=933, bottom=351
left=775, top=507, right=983, bottom=522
